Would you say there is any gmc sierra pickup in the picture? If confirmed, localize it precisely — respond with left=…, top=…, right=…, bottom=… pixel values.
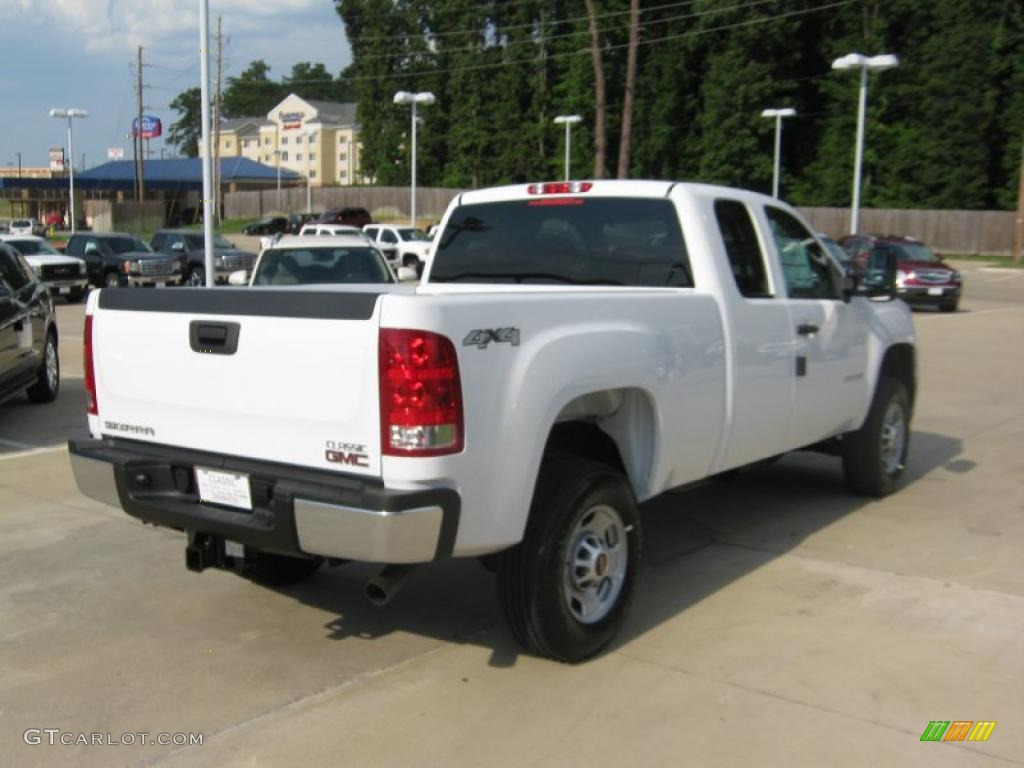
left=69, top=180, right=915, bottom=662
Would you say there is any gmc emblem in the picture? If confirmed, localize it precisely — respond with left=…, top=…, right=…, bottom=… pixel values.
left=326, top=449, right=369, bottom=467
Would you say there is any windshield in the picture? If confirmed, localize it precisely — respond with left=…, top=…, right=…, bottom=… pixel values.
left=430, top=198, right=692, bottom=286
left=7, top=239, right=60, bottom=256
left=251, top=246, right=393, bottom=286
left=397, top=228, right=428, bottom=242
left=107, top=236, right=152, bottom=254
left=12, top=220, right=31, bottom=228
left=185, top=234, right=233, bottom=250
left=881, top=242, right=940, bottom=263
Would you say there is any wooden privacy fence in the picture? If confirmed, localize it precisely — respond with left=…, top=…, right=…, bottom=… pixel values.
left=223, top=186, right=465, bottom=225
left=223, top=187, right=1016, bottom=255
left=798, top=207, right=1016, bottom=255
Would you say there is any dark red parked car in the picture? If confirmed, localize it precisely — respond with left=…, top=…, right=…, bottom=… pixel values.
left=839, top=234, right=961, bottom=312
left=316, top=207, right=373, bottom=228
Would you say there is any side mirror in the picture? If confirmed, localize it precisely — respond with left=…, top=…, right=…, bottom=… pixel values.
left=227, top=270, right=249, bottom=287
left=396, top=266, right=417, bottom=282
left=854, top=249, right=899, bottom=300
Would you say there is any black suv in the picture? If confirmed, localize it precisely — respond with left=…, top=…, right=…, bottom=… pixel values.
left=0, top=242, right=60, bottom=405
left=150, top=229, right=257, bottom=286
left=65, top=232, right=183, bottom=288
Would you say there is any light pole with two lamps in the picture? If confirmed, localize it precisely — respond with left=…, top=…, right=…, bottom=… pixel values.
left=831, top=52, right=899, bottom=234
left=394, top=91, right=435, bottom=227
left=760, top=108, right=796, bottom=199
left=553, top=114, right=582, bottom=181
left=48, top=108, right=88, bottom=234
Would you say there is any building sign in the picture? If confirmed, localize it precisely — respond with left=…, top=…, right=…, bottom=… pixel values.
left=107, top=147, right=125, bottom=160
left=279, top=111, right=305, bottom=130
left=49, top=146, right=65, bottom=171
left=132, top=115, right=163, bottom=139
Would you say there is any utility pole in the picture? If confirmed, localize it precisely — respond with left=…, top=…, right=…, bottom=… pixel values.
left=213, top=15, right=222, bottom=224
left=1013, top=139, right=1024, bottom=263
left=136, top=45, right=145, bottom=202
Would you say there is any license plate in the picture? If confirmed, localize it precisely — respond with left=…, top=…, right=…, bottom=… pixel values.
left=195, top=467, right=252, bottom=510
left=928, top=287, right=944, bottom=296
left=58, top=286, right=70, bottom=294
left=156, top=281, right=166, bottom=288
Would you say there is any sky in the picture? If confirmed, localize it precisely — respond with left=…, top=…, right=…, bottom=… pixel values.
left=0, top=0, right=352, bottom=172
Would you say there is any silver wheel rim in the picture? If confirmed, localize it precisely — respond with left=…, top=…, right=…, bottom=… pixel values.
left=880, top=401, right=906, bottom=475
left=189, top=269, right=204, bottom=286
left=106, top=274, right=119, bottom=287
left=562, top=504, right=628, bottom=625
left=44, top=339, right=58, bottom=391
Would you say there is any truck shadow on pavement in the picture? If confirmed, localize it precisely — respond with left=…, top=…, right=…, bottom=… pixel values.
left=275, top=429, right=963, bottom=667
left=0, top=377, right=88, bottom=452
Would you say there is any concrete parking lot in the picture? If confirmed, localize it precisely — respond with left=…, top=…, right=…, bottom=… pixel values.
left=2, top=266, right=1022, bottom=767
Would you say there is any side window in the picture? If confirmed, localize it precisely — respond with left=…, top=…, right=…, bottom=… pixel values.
left=765, top=207, right=840, bottom=300
left=380, top=229, right=398, bottom=244
left=364, top=227, right=379, bottom=240
left=65, top=236, right=82, bottom=256
left=83, top=238, right=102, bottom=256
left=151, top=233, right=165, bottom=251
left=0, top=247, right=31, bottom=291
left=714, top=199, right=771, bottom=298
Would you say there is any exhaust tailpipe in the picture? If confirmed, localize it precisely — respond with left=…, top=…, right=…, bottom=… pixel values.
left=364, top=564, right=416, bottom=606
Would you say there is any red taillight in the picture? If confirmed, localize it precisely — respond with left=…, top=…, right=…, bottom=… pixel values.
left=526, top=181, right=593, bottom=195
left=84, top=314, right=97, bottom=415
left=379, top=329, right=463, bottom=456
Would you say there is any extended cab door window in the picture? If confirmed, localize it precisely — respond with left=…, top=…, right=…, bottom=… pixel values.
left=714, top=199, right=771, bottom=298
left=380, top=229, right=398, bottom=244
left=765, top=207, right=840, bottom=300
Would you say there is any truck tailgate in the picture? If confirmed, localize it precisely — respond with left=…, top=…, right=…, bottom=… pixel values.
left=89, top=288, right=383, bottom=477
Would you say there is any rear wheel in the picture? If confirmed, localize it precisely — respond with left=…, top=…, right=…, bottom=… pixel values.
left=242, top=552, right=322, bottom=586
left=498, top=457, right=641, bottom=662
left=939, top=300, right=958, bottom=313
left=842, top=377, right=910, bottom=496
left=26, top=332, right=59, bottom=403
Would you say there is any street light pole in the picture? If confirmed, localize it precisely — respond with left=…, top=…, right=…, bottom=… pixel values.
left=273, top=149, right=282, bottom=210
left=305, top=126, right=312, bottom=213
left=394, top=91, right=436, bottom=227
left=760, top=108, right=796, bottom=198
left=832, top=53, right=899, bottom=234
left=198, top=0, right=215, bottom=287
left=15, top=151, right=21, bottom=178
left=48, top=108, right=88, bottom=234
left=553, top=115, right=582, bottom=181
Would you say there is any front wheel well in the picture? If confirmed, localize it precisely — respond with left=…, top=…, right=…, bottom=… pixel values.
left=879, top=343, right=916, bottom=411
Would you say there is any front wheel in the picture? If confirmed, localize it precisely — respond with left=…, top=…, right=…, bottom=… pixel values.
left=187, top=266, right=205, bottom=287
left=26, top=332, right=60, bottom=403
left=498, top=457, right=642, bottom=663
left=104, top=271, right=121, bottom=288
left=842, top=377, right=910, bottom=496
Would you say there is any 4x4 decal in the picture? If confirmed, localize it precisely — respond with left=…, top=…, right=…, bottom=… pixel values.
left=463, top=328, right=520, bottom=350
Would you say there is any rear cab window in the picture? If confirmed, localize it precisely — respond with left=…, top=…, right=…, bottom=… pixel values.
left=714, top=199, right=772, bottom=298
left=430, top=197, right=692, bottom=287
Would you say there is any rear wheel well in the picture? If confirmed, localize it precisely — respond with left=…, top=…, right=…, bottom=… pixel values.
left=544, top=421, right=626, bottom=476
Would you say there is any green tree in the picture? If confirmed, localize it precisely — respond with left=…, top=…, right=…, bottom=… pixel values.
left=223, top=60, right=287, bottom=118
left=167, top=87, right=202, bottom=157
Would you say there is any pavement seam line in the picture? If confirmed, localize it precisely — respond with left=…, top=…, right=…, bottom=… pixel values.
left=616, top=651, right=1024, bottom=765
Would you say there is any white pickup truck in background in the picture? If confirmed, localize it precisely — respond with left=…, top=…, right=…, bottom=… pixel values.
left=70, top=180, right=915, bottom=662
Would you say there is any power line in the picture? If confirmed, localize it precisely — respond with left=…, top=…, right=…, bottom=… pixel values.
left=345, top=0, right=780, bottom=63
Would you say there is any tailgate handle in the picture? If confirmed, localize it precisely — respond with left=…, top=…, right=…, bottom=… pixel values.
left=190, top=321, right=240, bottom=355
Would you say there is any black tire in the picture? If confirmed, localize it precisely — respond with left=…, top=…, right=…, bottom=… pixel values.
left=26, top=331, right=59, bottom=403
left=402, top=254, right=420, bottom=269
left=842, top=377, right=910, bottom=497
left=939, top=300, right=958, bottom=313
left=104, top=271, right=121, bottom=288
left=187, top=267, right=205, bottom=287
left=498, top=456, right=642, bottom=663
left=64, top=289, right=85, bottom=304
left=242, top=552, right=322, bottom=586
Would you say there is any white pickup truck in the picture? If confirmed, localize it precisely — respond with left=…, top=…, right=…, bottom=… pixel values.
left=69, top=180, right=915, bottom=662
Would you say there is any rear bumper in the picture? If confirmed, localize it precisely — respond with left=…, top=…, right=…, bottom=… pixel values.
left=68, top=437, right=460, bottom=564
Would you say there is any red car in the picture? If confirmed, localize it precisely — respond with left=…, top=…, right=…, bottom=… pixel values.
left=839, top=234, right=961, bottom=312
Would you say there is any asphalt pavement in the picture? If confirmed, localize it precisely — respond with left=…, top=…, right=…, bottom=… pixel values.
left=1, top=265, right=1022, bottom=767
